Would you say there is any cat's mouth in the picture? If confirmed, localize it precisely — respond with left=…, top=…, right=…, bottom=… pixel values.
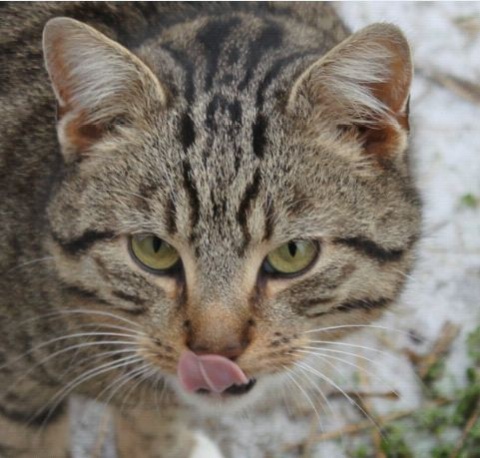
left=196, top=378, right=257, bottom=396
left=177, top=350, right=256, bottom=397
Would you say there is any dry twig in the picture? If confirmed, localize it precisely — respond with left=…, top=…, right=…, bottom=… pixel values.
left=406, top=321, right=460, bottom=380
left=282, top=398, right=453, bottom=452
left=449, top=399, right=480, bottom=458
left=425, top=71, right=480, bottom=106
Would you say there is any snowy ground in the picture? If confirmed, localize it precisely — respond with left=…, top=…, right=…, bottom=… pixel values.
left=72, top=3, right=480, bottom=457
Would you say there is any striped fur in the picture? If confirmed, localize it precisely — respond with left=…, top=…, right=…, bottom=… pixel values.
left=0, top=3, right=421, bottom=457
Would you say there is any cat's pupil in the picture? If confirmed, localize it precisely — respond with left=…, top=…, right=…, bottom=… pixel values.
left=288, top=242, right=298, bottom=257
left=152, top=237, right=162, bottom=253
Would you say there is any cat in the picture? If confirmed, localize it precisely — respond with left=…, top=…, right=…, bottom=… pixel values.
left=0, top=2, right=421, bottom=457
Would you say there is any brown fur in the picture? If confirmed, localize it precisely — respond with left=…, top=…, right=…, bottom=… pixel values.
left=0, top=3, right=421, bottom=456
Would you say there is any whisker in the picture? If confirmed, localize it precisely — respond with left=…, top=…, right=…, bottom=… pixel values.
left=57, top=347, right=140, bottom=380
left=4, top=256, right=55, bottom=273
left=293, top=360, right=384, bottom=439
left=109, top=189, right=152, bottom=203
left=292, top=365, right=333, bottom=432
left=154, top=372, right=167, bottom=413
left=97, top=362, right=151, bottom=409
left=294, top=349, right=400, bottom=399
left=119, top=365, right=157, bottom=412
left=30, top=354, right=142, bottom=437
left=391, top=267, right=417, bottom=283
left=305, top=323, right=410, bottom=336
left=6, top=308, right=145, bottom=332
left=307, top=340, right=392, bottom=356
left=77, top=322, right=146, bottom=337
left=3, top=342, right=139, bottom=398
left=282, top=366, right=322, bottom=426
left=300, top=346, right=389, bottom=367
left=0, top=332, right=139, bottom=372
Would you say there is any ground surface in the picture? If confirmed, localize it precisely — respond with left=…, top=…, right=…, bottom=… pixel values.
left=72, top=3, right=480, bottom=457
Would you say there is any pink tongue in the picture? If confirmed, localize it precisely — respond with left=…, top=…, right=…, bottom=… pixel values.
left=178, top=350, right=249, bottom=394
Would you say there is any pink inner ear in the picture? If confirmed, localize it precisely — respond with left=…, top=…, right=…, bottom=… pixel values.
left=63, top=111, right=105, bottom=153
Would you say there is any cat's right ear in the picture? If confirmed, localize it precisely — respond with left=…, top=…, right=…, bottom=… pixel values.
left=287, top=24, right=412, bottom=163
left=43, top=17, right=167, bottom=161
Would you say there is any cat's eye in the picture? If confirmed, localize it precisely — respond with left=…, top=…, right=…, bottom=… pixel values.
left=129, top=234, right=180, bottom=273
left=263, top=240, right=319, bottom=276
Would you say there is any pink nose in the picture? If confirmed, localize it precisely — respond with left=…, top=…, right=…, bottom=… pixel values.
left=177, top=350, right=249, bottom=394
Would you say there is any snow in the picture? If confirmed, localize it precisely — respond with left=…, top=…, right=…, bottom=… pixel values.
left=72, top=3, right=480, bottom=457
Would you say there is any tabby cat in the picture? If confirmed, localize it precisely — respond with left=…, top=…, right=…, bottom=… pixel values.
left=0, top=2, right=421, bottom=457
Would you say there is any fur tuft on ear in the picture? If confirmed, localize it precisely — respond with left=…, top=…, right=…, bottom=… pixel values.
left=43, top=17, right=167, bottom=159
left=288, top=24, right=413, bottom=160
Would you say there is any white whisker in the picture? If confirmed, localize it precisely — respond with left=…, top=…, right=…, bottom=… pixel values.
left=283, top=365, right=322, bottom=426
left=305, top=323, right=409, bottom=336
left=30, top=354, right=143, bottom=433
left=4, top=256, right=55, bottom=273
left=293, top=360, right=384, bottom=438
left=119, top=365, right=157, bottom=413
left=295, top=349, right=400, bottom=399
left=98, top=362, right=151, bottom=409
left=301, top=346, right=387, bottom=367
left=0, top=332, right=139, bottom=372
left=10, top=308, right=145, bottom=331
left=307, top=340, right=391, bottom=356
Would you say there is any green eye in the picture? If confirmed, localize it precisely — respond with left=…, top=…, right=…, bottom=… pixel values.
left=130, top=234, right=180, bottom=272
left=264, top=240, right=319, bottom=276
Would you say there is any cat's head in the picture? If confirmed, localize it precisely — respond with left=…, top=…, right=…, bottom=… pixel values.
left=42, top=16, right=420, bottom=412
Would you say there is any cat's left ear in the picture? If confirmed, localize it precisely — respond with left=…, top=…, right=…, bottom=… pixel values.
left=288, top=24, right=412, bottom=160
left=43, top=17, right=167, bottom=161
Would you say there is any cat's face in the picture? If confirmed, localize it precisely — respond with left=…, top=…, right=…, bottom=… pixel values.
left=42, top=17, right=421, bottom=411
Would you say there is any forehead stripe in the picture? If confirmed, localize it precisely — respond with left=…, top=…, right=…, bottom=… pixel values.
left=51, top=230, right=115, bottom=255
left=182, top=160, right=200, bottom=239
left=237, top=169, right=262, bottom=249
left=334, top=237, right=408, bottom=263
left=237, top=22, right=284, bottom=92
left=197, top=17, right=241, bottom=91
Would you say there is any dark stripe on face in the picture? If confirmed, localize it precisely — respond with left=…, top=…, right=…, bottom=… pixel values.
left=307, top=297, right=392, bottom=318
left=334, top=237, right=405, bottom=263
left=336, top=297, right=391, bottom=313
left=206, top=94, right=226, bottom=131
left=206, top=95, right=242, bottom=132
left=182, top=160, right=200, bottom=237
left=62, top=283, right=112, bottom=307
left=237, top=23, right=283, bottom=91
left=228, top=99, right=242, bottom=124
left=179, top=113, right=195, bottom=150
left=286, top=263, right=356, bottom=314
left=303, top=297, right=336, bottom=308
left=237, top=169, right=262, bottom=248
left=256, top=50, right=319, bottom=108
left=197, top=18, right=241, bottom=91
left=0, top=400, right=66, bottom=427
left=137, top=181, right=159, bottom=212
left=111, top=290, right=147, bottom=308
left=52, top=230, right=115, bottom=255
left=252, top=114, right=268, bottom=158
left=138, top=181, right=159, bottom=199
left=162, top=45, right=195, bottom=103
left=165, top=195, right=177, bottom=235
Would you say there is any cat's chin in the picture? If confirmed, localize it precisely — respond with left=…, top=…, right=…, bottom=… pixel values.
left=170, top=373, right=286, bottom=415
